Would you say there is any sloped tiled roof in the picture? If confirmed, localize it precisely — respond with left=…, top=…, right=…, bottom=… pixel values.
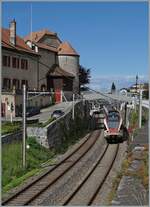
left=47, top=64, right=75, bottom=77
left=58, top=42, right=79, bottom=56
left=24, top=29, right=58, bottom=43
left=33, top=42, right=57, bottom=53
left=2, top=28, right=39, bottom=56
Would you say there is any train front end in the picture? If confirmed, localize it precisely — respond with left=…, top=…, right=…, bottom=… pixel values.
left=104, top=110, right=123, bottom=143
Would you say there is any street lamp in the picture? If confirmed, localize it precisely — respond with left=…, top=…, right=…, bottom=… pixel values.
left=136, top=74, right=138, bottom=94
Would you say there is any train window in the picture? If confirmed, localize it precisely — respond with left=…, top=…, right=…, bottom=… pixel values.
left=107, top=111, right=120, bottom=128
left=108, top=114, right=119, bottom=122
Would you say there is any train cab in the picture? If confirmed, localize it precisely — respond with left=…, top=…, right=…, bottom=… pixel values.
left=104, top=110, right=123, bottom=142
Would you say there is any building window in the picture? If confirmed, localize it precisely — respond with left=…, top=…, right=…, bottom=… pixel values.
left=21, top=80, right=28, bottom=88
left=3, top=56, right=10, bottom=67
left=41, top=84, right=46, bottom=91
left=12, top=57, right=19, bottom=68
left=3, top=78, right=11, bottom=89
left=21, top=59, right=28, bottom=70
left=13, top=79, right=20, bottom=90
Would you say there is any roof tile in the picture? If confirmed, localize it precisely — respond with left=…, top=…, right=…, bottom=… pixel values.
left=2, top=28, right=38, bottom=55
left=58, top=42, right=79, bottom=56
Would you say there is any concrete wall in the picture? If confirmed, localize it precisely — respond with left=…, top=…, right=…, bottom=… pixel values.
left=2, top=49, right=39, bottom=90
left=58, top=55, right=79, bottom=94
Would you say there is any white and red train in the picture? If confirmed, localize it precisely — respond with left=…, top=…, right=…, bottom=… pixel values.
left=103, top=108, right=126, bottom=143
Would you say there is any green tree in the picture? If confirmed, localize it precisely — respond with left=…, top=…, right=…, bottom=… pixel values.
left=79, top=65, right=91, bottom=87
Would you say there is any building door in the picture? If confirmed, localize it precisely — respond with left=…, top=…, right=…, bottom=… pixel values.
left=53, top=79, right=63, bottom=103
left=1, top=103, right=6, bottom=117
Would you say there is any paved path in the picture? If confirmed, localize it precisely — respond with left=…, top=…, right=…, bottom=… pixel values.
left=2, top=102, right=73, bottom=123
left=32, top=102, right=73, bottom=123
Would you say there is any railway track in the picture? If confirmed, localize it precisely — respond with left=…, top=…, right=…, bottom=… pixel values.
left=61, top=143, right=119, bottom=205
left=2, top=130, right=101, bottom=206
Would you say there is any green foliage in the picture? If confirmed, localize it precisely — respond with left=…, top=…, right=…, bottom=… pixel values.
left=2, top=137, right=55, bottom=193
left=57, top=107, right=89, bottom=154
left=2, top=121, right=21, bottom=135
left=79, top=65, right=91, bottom=86
left=142, top=108, right=148, bottom=125
left=130, top=110, right=138, bottom=127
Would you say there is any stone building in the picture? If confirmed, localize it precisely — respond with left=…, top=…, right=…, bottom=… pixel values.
left=1, top=20, right=80, bottom=118
left=24, top=29, right=80, bottom=101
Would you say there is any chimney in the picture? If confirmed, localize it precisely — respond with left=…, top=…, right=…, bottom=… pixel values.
left=9, top=19, right=16, bottom=46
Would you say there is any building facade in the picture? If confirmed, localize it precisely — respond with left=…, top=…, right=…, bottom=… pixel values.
left=1, top=20, right=80, bottom=118
left=24, top=29, right=80, bottom=100
left=2, top=20, right=41, bottom=118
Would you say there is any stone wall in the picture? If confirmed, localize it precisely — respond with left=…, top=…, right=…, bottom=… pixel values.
left=27, top=100, right=91, bottom=149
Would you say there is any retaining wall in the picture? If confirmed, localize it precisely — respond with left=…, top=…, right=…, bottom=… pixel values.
left=2, top=101, right=91, bottom=148
left=27, top=101, right=91, bottom=148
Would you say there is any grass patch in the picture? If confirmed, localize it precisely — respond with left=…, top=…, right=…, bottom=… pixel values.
left=2, top=137, right=55, bottom=194
left=3, top=169, right=39, bottom=193
left=129, top=110, right=138, bottom=129
left=107, top=154, right=132, bottom=204
left=2, top=121, right=21, bottom=135
left=2, top=127, right=88, bottom=194
left=126, top=149, right=149, bottom=189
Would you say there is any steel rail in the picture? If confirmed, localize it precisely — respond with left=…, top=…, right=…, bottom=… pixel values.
left=88, top=143, right=119, bottom=205
left=62, top=143, right=109, bottom=205
left=2, top=130, right=101, bottom=206
left=62, top=144, right=119, bottom=206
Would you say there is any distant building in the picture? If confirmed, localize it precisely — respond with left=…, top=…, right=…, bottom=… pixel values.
left=129, top=83, right=148, bottom=95
left=111, top=82, right=116, bottom=94
left=119, top=88, right=128, bottom=96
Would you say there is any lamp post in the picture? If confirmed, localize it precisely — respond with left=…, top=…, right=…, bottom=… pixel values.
left=22, top=84, right=27, bottom=168
left=138, top=89, right=142, bottom=128
left=136, top=74, right=138, bottom=94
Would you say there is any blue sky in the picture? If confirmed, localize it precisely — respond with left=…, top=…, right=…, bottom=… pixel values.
left=2, top=2, right=148, bottom=90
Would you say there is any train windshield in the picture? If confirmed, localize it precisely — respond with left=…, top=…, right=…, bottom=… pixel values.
left=107, top=112, right=120, bottom=129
